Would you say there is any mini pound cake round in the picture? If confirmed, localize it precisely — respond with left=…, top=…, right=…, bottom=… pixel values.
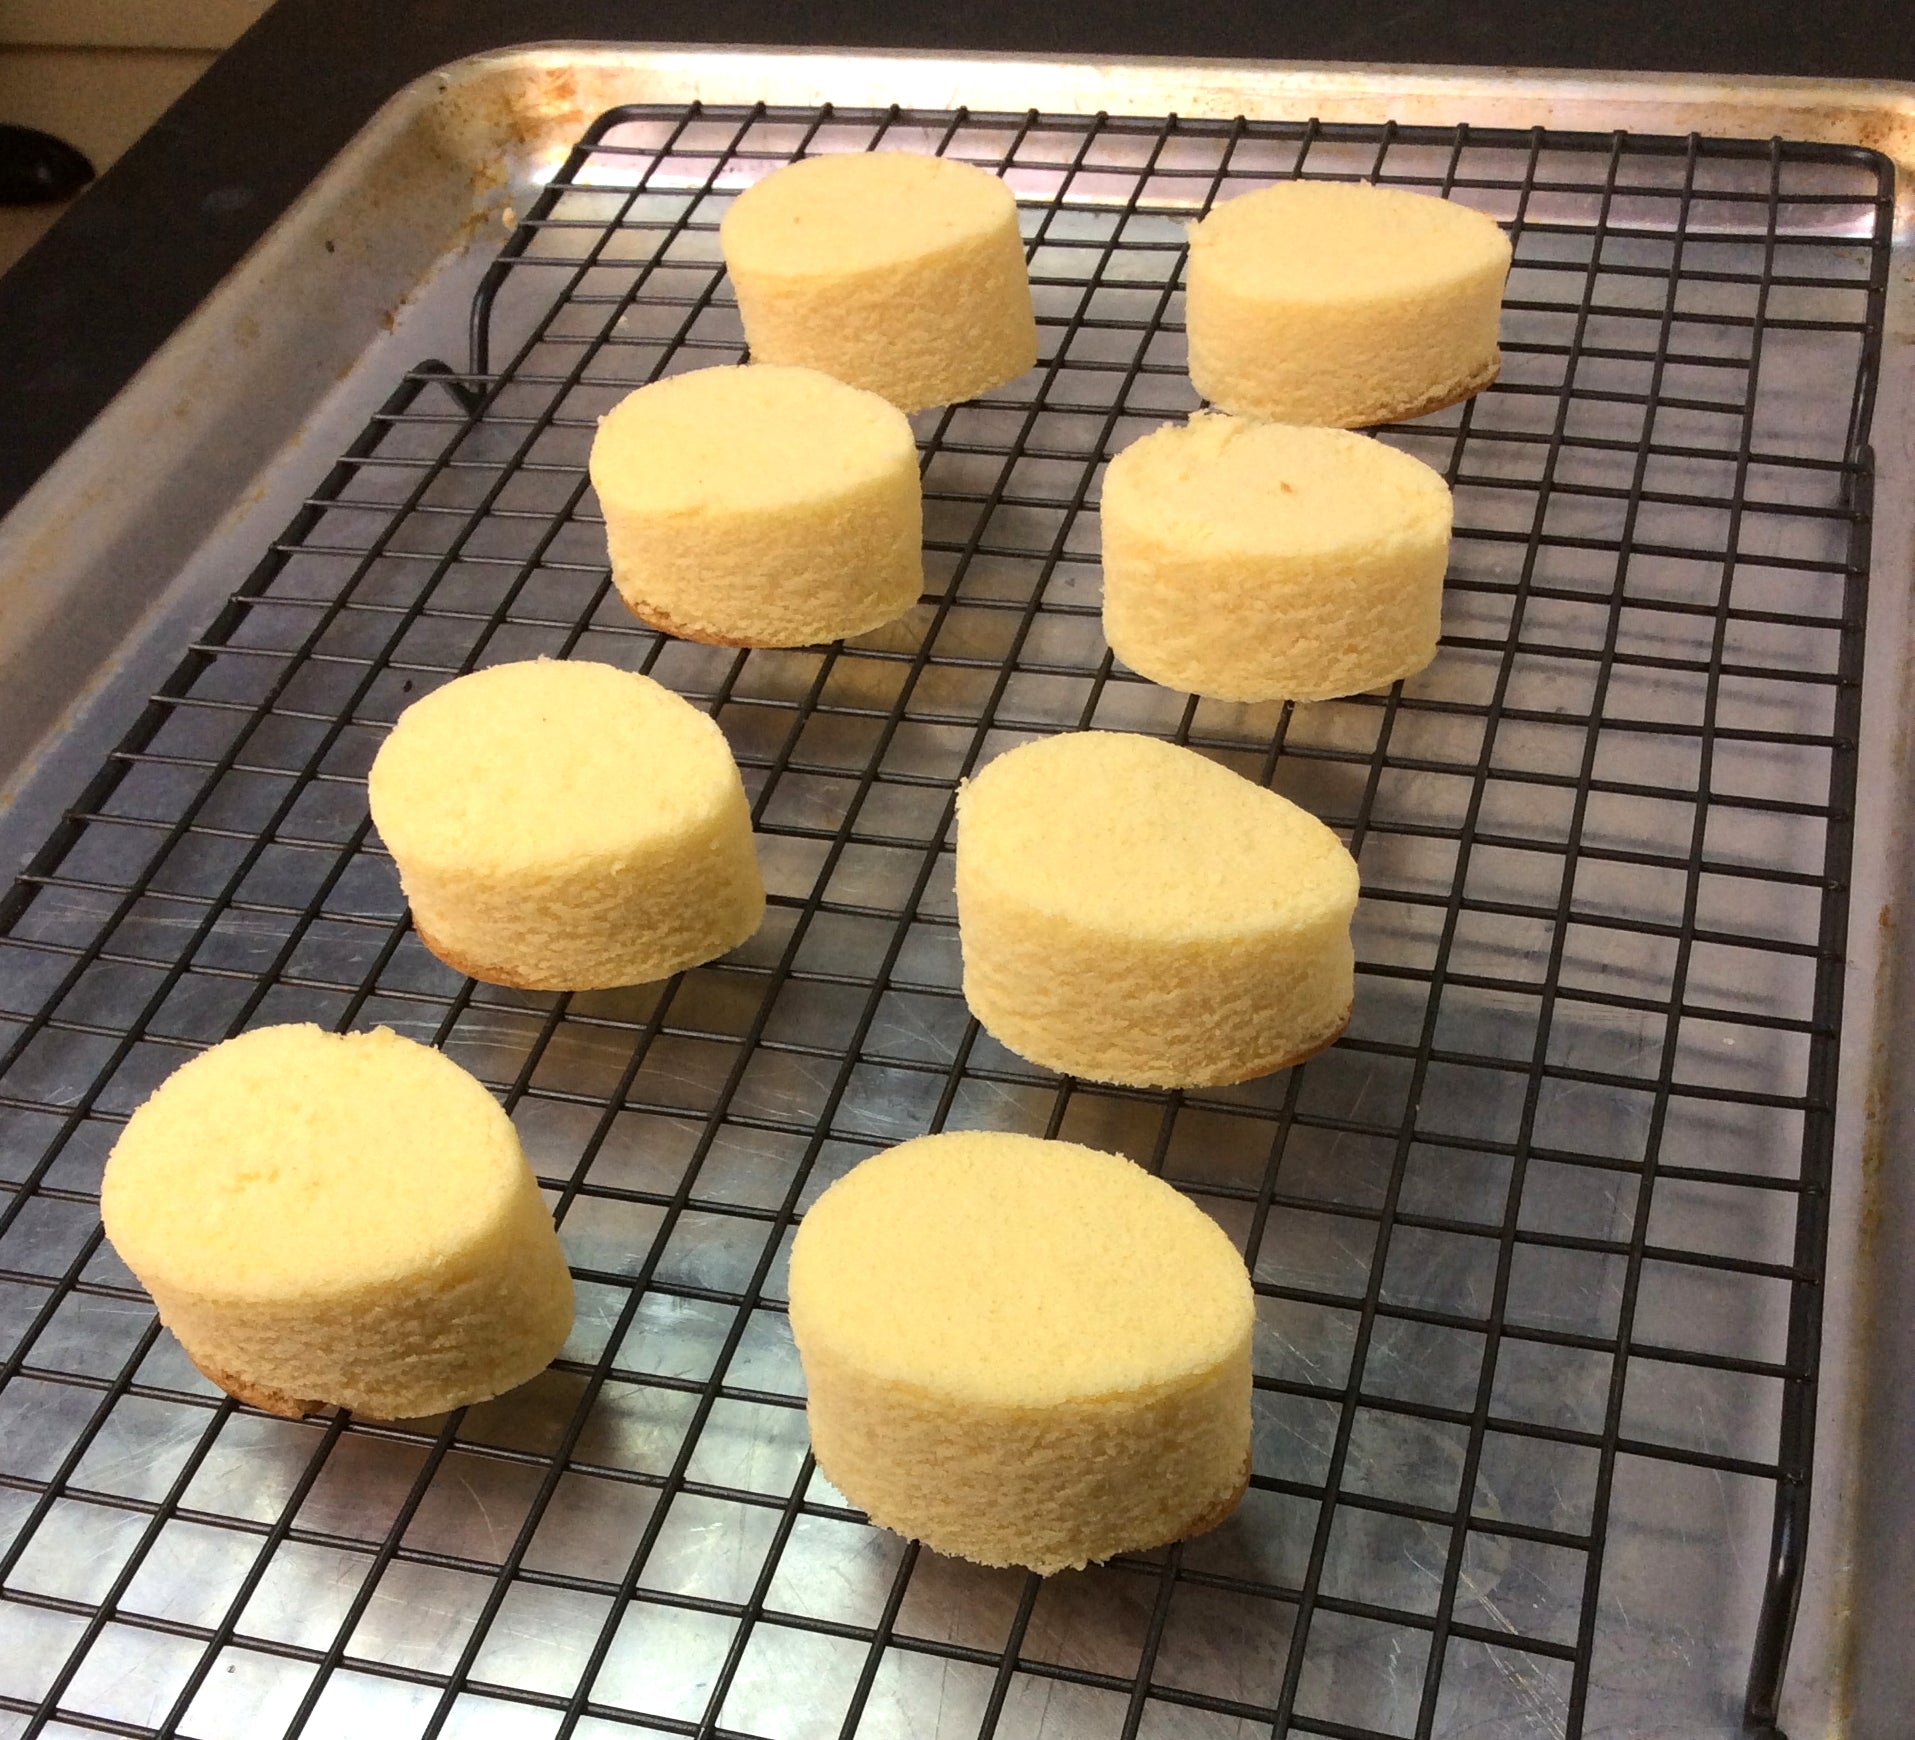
left=589, top=364, right=923, bottom=647
left=1186, top=180, right=1512, bottom=427
left=368, top=659, right=763, bottom=989
left=1102, top=415, right=1453, bottom=701
left=957, top=731, right=1360, bottom=1087
left=720, top=152, right=1037, bottom=411
left=789, top=1130, right=1254, bottom=1572
left=101, top=1024, right=574, bottom=1419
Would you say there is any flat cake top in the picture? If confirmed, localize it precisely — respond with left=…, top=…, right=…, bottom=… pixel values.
left=957, top=730, right=1360, bottom=940
left=369, top=659, right=741, bottom=872
left=788, top=1130, right=1253, bottom=1404
left=1103, top=415, right=1452, bottom=558
left=721, top=150, right=1019, bottom=278
left=102, top=1025, right=529, bottom=1299
left=589, top=363, right=916, bottom=515
left=1190, top=180, right=1511, bottom=302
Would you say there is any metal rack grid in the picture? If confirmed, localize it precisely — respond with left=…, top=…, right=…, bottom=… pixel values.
left=0, top=100, right=1891, bottom=1740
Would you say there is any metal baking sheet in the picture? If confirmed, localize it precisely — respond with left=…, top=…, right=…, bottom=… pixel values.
left=1, top=48, right=1912, bottom=1740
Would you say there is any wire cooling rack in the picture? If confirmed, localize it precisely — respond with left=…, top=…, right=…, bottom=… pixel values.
left=0, top=102, right=1891, bottom=1740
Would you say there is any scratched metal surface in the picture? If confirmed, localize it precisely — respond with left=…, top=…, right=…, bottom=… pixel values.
left=0, top=101, right=1889, bottom=1740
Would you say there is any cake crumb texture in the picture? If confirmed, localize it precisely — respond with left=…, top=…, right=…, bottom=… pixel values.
left=1102, top=415, right=1454, bottom=701
left=588, top=363, right=923, bottom=647
left=1186, top=180, right=1511, bottom=427
left=101, top=1024, right=575, bottom=1420
left=368, top=658, right=764, bottom=990
left=956, top=730, right=1360, bottom=1086
left=788, top=1129, right=1254, bottom=1572
left=720, top=152, right=1037, bottom=411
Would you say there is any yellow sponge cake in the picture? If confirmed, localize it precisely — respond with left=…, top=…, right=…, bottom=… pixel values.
left=720, top=152, right=1037, bottom=411
left=956, top=731, right=1360, bottom=1087
left=589, top=364, right=923, bottom=647
left=101, top=1024, right=574, bottom=1419
left=1186, top=181, right=1511, bottom=427
left=1101, top=415, right=1453, bottom=701
left=368, top=659, right=763, bottom=990
left=788, top=1130, right=1254, bottom=1573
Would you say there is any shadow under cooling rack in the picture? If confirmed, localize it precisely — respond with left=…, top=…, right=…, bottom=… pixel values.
left=0, top=102, right=1892, bottom=1740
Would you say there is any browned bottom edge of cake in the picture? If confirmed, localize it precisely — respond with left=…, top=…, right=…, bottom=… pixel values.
left=1370, top=354, right=1502, bottom=425
left=413, top=921, right=572, bottom=992
left=1221, top=1004, right=1354, bottom=1085
left=992, top=1003, right=1354, bottom=1092
left=415, top=921, right=689, bottom=994
left=1166, top=1449, right=1254, bottom=1546
left=1121, top=653, right=1438, bottom=709
left=187, top=1350, right=327, bottom=1420
left=814, top=1446, right=1255, bottom=1575
left=616, top=586, right=911, bottom=651
left=617, top=592, right=769, bottom=649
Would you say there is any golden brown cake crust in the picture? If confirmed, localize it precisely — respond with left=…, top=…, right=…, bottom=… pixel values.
left=188, top=1350, right=327, bottom=1420
left=1009, top=1004, right=1352, bottom=1091
left=413, top=921, right=567, bottom=991
left=1369, top=353, right=1501, bottom=425
left=817, top=1445, right=1254, bottom=1571
left=616, top=591, right=769, bottom=649
left=614, top=585, right=916, bottom=650
left=1201, top=352, right=1500, bottom=429
left=416, top=921, right=673, bottom=993
left=1165, top=1449, right=1254, bottom=1546
left=1224, top=1005, right=1352, bottom=1085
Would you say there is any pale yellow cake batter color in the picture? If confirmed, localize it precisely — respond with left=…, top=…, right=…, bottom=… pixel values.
left=1102, top=415, right=1454, bottom=701
left=102, top=1024, right=574, bottom=1420
left=721, top=151, right=1038, bottom=411
left=788, top=1129, right=1255, bottom=1572
left=1186, top=180, right=1511, bottom=427
left=368, top=659, right=763, bottom=990
left=589, top=364, right=923, bottom=647
left=957, top=731, right=1361, bottom=1087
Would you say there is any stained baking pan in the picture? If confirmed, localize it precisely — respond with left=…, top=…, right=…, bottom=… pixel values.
left=0, top=47, right=1911, bottom=1740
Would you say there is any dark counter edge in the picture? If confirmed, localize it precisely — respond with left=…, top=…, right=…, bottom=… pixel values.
left=0, top=0, right=1905, bottom=520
